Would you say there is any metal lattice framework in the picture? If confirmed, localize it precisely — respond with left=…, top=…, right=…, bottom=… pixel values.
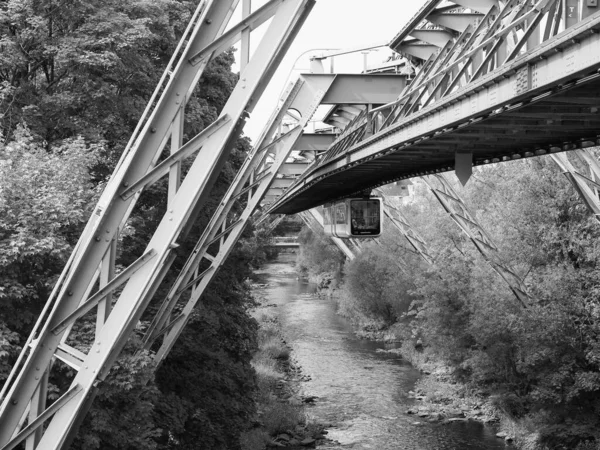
left=0, top=0, right=316, bottom=448
left=377, top=192, right=436, bottom=265
left=421, top=174, right=531, bottom=306
left=4, top=0, right=600, bottom=447
left=551, top=148, right=600, bottom=218
left=141, top=73, right=334, bottom=365
left=270, top=0, right=600, bottom=214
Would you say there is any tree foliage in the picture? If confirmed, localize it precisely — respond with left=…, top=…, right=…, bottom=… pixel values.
left=0, top=125, right=101, bottom=381
left=296, top=225, right=345, bottom=282
left=0, top=1, right=265, bottom=449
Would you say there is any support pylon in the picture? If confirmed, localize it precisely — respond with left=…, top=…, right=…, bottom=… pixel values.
left=377, top=192, right=435, bottom=265
left=422, top=174, right=531, bottom=307
left=142, top=73, right=335, bottom=364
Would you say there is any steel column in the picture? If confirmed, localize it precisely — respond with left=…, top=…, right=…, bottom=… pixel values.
left=148, top=73, right=330, bottom=363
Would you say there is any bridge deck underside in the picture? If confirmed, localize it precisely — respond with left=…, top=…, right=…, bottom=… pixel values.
left=273, top=75, right=600, bottom=214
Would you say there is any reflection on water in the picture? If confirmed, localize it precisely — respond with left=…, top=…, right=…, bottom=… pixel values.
left=252, top=254, right=510, bottom=450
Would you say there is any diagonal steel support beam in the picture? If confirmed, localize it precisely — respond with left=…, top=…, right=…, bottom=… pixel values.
left=551, top=148, right=600, bottom=218
left=120, top=116, right=231, bottom=199
left=422, top=174, right=531, bottom=307
left=143, top=73, right=331, bottom=363
left=189, top=0, right=286, bottom=65
left=380, top=195, right=435, bottom=265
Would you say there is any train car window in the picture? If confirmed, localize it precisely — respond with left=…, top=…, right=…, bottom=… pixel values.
left=350, top=199, right=381, bottom=236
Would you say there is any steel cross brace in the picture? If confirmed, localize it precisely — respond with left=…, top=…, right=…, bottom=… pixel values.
left=376, top=191, right=435, bottom=265
left=326, top=0, right=563, bottom=153
left=551, top=148, right=600, bottom=219
left=299, top=208, right=356, bottom=261
left=422, top=174, right=531, bottom=307
left=375, top=0, right=563, bottom=135
left=265, top=215, right=287, bottom=233
left=142, top=73, right=333, bottom=364
left=0, top=0, right=315, bottom=448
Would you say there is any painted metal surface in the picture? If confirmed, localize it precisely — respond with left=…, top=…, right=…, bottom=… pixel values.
left=146, top=74, right=333, bottom=365
left=551, top=149, right=600, bottom=217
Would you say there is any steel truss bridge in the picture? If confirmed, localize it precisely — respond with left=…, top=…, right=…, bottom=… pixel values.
left=2, top=0, right=600, bottom=448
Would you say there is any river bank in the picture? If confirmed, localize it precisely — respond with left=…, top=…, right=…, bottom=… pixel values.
left=251, top=253, right=506, bottom=449
left=325, top=283, right=566, bottom=450
left=311, top=280, right=521, bottom=446
left=241, top=283, right=332, bottom=449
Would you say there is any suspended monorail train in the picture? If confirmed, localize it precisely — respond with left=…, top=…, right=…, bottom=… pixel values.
left=323, top=197, right=383, bottom=238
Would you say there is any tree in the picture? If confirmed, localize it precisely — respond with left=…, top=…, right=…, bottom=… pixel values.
left=0, top=125, right=101, bottom=377
left=0, top=0, right=189, bottom=153
left=300, top=157, right=600, bottom=446
left=0, top=1, right=267, bottom=448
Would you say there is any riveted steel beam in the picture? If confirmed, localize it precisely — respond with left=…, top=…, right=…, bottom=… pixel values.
left=427, top=12, right=483, bottom=32
left=293, top=133, right=337, bottom=155
left=551, top=148, right=600, bottom=217
left=397, top=41, right=440, bottom=61
left=315, top=74, right=408, bottom=104
left=410, top=29, right=456, bottom=48
left=149, top=75, right=332, bottom=364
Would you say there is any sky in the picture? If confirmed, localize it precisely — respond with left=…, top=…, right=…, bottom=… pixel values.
left=231, top=0, right=423, bottom=142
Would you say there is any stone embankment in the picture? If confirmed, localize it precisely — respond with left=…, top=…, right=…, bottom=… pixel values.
left=377, top=348, right=515, bottom=444
left=267, top=355, right=329, bottom=448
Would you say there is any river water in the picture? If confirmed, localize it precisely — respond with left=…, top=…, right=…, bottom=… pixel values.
left=252, top=253, right=510, bottom=450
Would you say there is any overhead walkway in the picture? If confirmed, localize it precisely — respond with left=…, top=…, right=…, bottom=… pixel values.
left=270, top=0, right=600, bottom=214
left=270, top=237, right=301, bottom=248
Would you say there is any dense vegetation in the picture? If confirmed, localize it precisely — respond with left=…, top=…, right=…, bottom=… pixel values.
left=296, top=226, right=345, bottom=289
left=0, top=1, right=271, bottom=448
left=303, top=157, right=600, bottom=449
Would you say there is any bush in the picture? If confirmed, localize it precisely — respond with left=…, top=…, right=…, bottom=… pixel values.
left=341, top=246, right=413, bottom=324
left=296, top=226, right=344, bottom=281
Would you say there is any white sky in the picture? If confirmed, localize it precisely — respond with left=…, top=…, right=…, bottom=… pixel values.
left=232, top=0, right=423, bottom=142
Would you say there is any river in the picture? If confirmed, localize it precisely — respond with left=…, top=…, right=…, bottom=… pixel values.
left=252, top=253, right=510, bottom=450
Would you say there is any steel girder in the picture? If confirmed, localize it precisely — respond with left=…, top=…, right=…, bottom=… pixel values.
left=379, top=194, right=435, bottom=265
left=265, top=215, right=286, bottom=233
left=270, top=0, right=600, bottom=214
left=144, top=73, right=335, bottom=365
left=421, top=174, right=531, bottom=307
left=551, top=148, right=600, bottom=218
left=0, top=0, right=315, bottom=448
